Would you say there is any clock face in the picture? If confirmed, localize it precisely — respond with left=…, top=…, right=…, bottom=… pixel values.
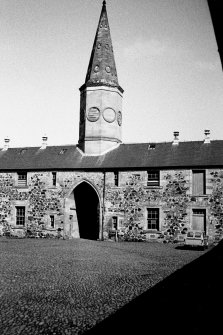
left=87, top=107, right=100, bottom=122
left=117, top=111, right=122, bottom=126
left=103, top=108, right=116, bottom=123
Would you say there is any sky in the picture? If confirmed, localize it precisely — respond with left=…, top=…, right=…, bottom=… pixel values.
left=0, top=0, right=223, bottom=148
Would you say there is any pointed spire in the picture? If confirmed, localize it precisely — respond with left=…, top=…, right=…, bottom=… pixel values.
left=84, top=1, right=122, bottom=91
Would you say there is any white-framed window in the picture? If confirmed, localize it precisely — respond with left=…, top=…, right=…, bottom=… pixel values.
left=147, top=208, right=159, bottom=230
left=147, top=170, right=160, bottom=186
left=192, top=170, right=206, bottom=195
left=16, top=206, right=25, bottom=225
left=17, top=172, right=27, bottom=187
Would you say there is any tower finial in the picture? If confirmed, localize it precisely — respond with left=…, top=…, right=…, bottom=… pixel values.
left=103, top=0, right=106, bottom=6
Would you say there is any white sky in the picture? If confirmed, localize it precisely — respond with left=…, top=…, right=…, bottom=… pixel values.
left=0, top=0, right=222, bottom=148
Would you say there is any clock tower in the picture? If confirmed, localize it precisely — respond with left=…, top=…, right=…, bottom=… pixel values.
left=78, top=0, right=124, bottom=155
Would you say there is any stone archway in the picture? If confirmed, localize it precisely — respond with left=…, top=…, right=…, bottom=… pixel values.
left=65, top=181, right=100, bottom=240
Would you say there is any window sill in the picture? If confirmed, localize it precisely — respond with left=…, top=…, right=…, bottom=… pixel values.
left=145, top=186, right=162, bottom=189
left=15, top=186, right=29, bottom=190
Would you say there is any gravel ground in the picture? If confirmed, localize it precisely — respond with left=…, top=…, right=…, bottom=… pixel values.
left=0, top=238, right=209, bottom=334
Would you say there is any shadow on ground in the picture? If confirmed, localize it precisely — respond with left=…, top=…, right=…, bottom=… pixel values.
left=85, top=242, right=223, bottom=335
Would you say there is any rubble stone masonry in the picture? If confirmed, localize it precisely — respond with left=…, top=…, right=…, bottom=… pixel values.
left=0, top=169, right=223, bottom=242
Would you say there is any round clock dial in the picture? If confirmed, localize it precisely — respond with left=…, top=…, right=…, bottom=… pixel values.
left=103, top=108, right=116, bottom=123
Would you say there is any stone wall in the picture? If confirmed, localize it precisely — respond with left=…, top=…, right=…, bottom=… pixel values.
left=0, top=169, right=223, bottom=242
left=105, top=169, right=223, bottom=242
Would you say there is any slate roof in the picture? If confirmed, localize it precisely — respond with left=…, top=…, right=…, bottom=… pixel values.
left=0, top=141, right=223, bottom=171
left=81, top=0, right=123, bottom=92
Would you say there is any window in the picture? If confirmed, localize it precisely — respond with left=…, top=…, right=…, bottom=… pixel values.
left=17, top=172, right=27, bottom=187
left=16, top=207, right=25, bottom=225
left=50, top=215, right=55, bottom=228
left=52, top=172, right=57, bottom=186
left=114, top=172, right=119, bottom=186
left=147, top=208, right=159, bottom=230
left=187, top=231, right=194, bottom=238
left=192, top=170, right=205, bottom=195
left=148, top=143, right=156, bottom=150
left=19, top=149, right=27, bottom=155
left=112, top=216, right=118, bottom=230
left=59, top=149, right=67, bottom=155
left=147, top=170, right=159, bottom=186
left=192, top=209, right=206, bottom=232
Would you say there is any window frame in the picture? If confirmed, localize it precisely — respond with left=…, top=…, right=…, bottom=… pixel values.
left=16, top=206, right=26, bottom=226
left=52, top=172, right=57, bottom=187
left=192, top=170, right=206, bottom=195
left=147, top=208, right=159, bottom=230
left=50, top=215, right=55, bottom=228
left=147, top=170, right=160, bottom=187
left=17, top=172, right=27, bottom=187
left=112, top=216, right=118, bottom=230
left=192, top=208, right=206, bottom=233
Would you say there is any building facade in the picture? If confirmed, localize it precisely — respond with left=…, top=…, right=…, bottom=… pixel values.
left=1, top=1, right=223, bottom=243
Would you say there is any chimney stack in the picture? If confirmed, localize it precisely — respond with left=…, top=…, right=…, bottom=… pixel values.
left=172, top=131, right=179, bottom=145
left=204, top=129, right=211, bottom=144
left=2, top=137, right=10, bottom=151
left=40, top=135, right=48, bottom=149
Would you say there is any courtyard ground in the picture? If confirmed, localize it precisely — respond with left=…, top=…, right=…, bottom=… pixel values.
left=0, top=238, right=221, bottom=334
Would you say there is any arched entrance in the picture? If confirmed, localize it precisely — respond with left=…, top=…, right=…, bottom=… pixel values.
left=65, top=181, right=100, bottom=240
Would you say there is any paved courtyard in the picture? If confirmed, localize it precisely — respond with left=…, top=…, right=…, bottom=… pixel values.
left=0, top=238, right=210, bottom=334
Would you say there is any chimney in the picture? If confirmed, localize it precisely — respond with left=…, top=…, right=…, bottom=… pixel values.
left=204, top=129, right=211, bottom=144
left=2, top=137, right=10, bottom=151
left=40, top=135, right=48, bottom=149
left=172, top=131, right=179, bottom=145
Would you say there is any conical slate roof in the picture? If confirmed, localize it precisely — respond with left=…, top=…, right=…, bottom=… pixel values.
left=84, top=1, right=122, bottom=90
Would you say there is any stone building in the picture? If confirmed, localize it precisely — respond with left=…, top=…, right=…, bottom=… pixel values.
left=1, top=1, right=223, bottom=242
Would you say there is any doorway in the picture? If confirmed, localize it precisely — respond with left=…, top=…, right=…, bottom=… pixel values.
left=73, top=181, right=100, bottom=240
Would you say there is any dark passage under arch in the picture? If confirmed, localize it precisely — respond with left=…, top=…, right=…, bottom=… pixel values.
left=74, top=182, right=100, bottom=240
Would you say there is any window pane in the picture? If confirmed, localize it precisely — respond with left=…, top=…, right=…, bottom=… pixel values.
left=192, top=171, right=205, bottom=195
left=16, top=207, right=25, bottom=225
left=114, top=172, right=119, bottom=186
left=147, top=208, right=159, bottom=230
left=50, top=215, right=55, bottom=227
left=147, top=170, right=159, bottom=186
left=18, top=172, right=27, bottom=186
left=52, top=172, right=57, bottom=186
left=192, top=209, right=205, bottom=231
